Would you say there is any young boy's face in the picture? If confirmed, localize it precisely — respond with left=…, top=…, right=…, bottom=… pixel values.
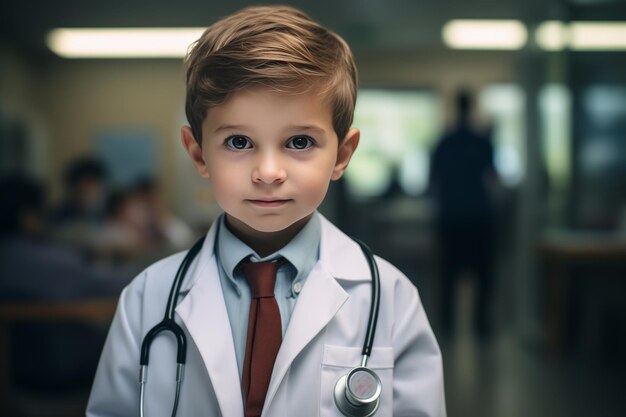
left=182, top=87, right=359, bottom=243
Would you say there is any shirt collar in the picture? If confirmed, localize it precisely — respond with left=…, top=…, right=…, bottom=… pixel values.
left=216, top=213, right=321, bottom=288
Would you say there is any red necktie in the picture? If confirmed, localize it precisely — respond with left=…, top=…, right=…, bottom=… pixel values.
left=241, top=260, right=285, bottom=417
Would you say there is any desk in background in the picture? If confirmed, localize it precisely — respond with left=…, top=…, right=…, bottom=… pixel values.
left=539, top=231, right=626, bottom=352
left=0, top=298, right=117, bottom=417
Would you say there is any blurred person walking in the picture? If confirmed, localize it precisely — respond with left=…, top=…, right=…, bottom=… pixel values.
left=429, top=90, right=499, bottom=339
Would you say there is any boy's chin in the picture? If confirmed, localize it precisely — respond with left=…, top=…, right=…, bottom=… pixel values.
left=227, top=212, right=314, bottom=236
left=249, top=215, right=313, bottom=235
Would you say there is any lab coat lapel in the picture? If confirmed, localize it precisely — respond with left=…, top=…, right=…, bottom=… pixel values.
left=176, top=224, right=244, bottom=417
left=264, top=214, right=371, bottom=409
left=264, top=261, right=348, bottom=409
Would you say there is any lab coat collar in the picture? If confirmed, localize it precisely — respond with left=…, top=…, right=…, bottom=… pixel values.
left=318, top=214, right=373, bottom=282
left=178, top=219, right=219, bottom=293
left=180, top=212, right=371, bottom=291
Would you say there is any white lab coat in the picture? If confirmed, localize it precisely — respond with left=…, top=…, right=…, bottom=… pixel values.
left=87, top=215, right=446, bottom=417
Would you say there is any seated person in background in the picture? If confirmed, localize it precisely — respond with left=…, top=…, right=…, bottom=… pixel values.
left=133, top=176, right=194, bottom=249
left=53, top=156, right=108, bottom=227
left=97, top=188, right=149, bottom=259
left=51, top=156, right=108, bottom=250
left=0, top=173, right=132, bottom=391
left=98, top=184, right=193, bottom=267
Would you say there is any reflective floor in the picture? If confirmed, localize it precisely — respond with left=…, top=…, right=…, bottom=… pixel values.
left=436, top=280, right=624, bottom=417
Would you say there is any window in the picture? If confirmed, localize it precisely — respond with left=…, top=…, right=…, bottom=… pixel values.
left=479, top=84, right=526, bottom=187
left=345, top=89, right=442, bottom=197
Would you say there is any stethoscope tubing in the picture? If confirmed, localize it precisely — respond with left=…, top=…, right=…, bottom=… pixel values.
left=138, top=234, right=379, bottom=417
left=352, top=237, right=380, bottom=363
left=139, top=236, right=205, bottom=417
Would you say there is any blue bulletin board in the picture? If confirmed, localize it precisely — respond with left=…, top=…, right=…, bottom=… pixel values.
left=96, top=129, right=158, bottom=186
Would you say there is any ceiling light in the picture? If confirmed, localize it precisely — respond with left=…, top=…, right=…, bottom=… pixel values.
left=536, top=21, right=569, bottom=51
left=47, top=28, right=205, bottom=58
left=535, top=21, right=626, bottom=51
left=570, top=22, right=626, bottom=50
left=443, top=20, right=527, bottom=50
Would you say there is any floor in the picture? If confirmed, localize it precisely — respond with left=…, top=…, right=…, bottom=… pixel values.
left=438, top=290, right=624, bottom=417
left=373, top=219, right=626, bottom=417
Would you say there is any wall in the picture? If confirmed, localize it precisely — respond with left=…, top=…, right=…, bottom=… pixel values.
left=36, top=59, right=186, bottom=203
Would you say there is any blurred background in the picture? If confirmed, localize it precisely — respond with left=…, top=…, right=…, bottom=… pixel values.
left=1, top=0, right=626, bottom=416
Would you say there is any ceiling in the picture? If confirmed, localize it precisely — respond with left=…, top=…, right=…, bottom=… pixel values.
left=2, top=0, right=626, bottom=61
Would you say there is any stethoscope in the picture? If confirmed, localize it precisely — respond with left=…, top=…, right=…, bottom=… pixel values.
left=139, top=235, right=381, bottom=417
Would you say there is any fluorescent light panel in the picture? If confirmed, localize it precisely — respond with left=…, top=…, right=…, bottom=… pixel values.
left=48, top=21, right=626, bottom=58
left=443, top=20, right=527, bottom=50
left=47, top=28, right=205, bottom=58
left=536, top=21, right=569, bottom=51
left=570, top=22, right=626, bottom=50
left=536, top=21, right=626, bottom=51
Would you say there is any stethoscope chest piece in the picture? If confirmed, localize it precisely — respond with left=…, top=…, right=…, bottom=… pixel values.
left=334, top=366, right=381, bottom=417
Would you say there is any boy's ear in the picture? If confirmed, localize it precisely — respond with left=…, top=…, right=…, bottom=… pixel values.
left=181, top=126, right=210, bottom=178
left=331, top=128, right=360, bottom=180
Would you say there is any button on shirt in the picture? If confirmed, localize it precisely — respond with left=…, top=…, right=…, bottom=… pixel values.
left=215, top=213, right=321, bottom=376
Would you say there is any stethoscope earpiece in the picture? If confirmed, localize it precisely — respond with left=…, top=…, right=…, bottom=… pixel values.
left=334, top=366, right=381, bottom=417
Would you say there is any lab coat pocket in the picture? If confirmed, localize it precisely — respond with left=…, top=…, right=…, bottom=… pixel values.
left=320, top=345, right=394, bottom=416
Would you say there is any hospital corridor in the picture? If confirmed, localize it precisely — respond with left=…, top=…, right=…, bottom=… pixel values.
left=2, top=0, right=626, bottom=416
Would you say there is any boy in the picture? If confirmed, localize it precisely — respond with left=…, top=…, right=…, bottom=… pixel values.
left=87, top=5, right=445, bottom=417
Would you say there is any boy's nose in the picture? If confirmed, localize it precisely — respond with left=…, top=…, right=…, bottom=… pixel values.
left=252, top=152, right=287, bottom=184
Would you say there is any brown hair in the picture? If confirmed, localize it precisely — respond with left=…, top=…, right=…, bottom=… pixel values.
left=184, top=5, right=357, bottom=144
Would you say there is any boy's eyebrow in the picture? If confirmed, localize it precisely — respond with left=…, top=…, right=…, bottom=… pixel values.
left=213, top=124, right=248, bottom=134
left=285, top=125, right=328, bottom=134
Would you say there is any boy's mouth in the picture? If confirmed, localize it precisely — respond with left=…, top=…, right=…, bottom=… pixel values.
left=247, top=198, right=292, bottom=207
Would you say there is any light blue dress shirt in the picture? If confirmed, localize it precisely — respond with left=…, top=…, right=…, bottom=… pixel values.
left=215, top=212, right=321, bottom=377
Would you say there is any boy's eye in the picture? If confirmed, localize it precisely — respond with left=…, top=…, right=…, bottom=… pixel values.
left=226, top=135, right=252, bottom=150
left=286, top=136, right=314, bottom=150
